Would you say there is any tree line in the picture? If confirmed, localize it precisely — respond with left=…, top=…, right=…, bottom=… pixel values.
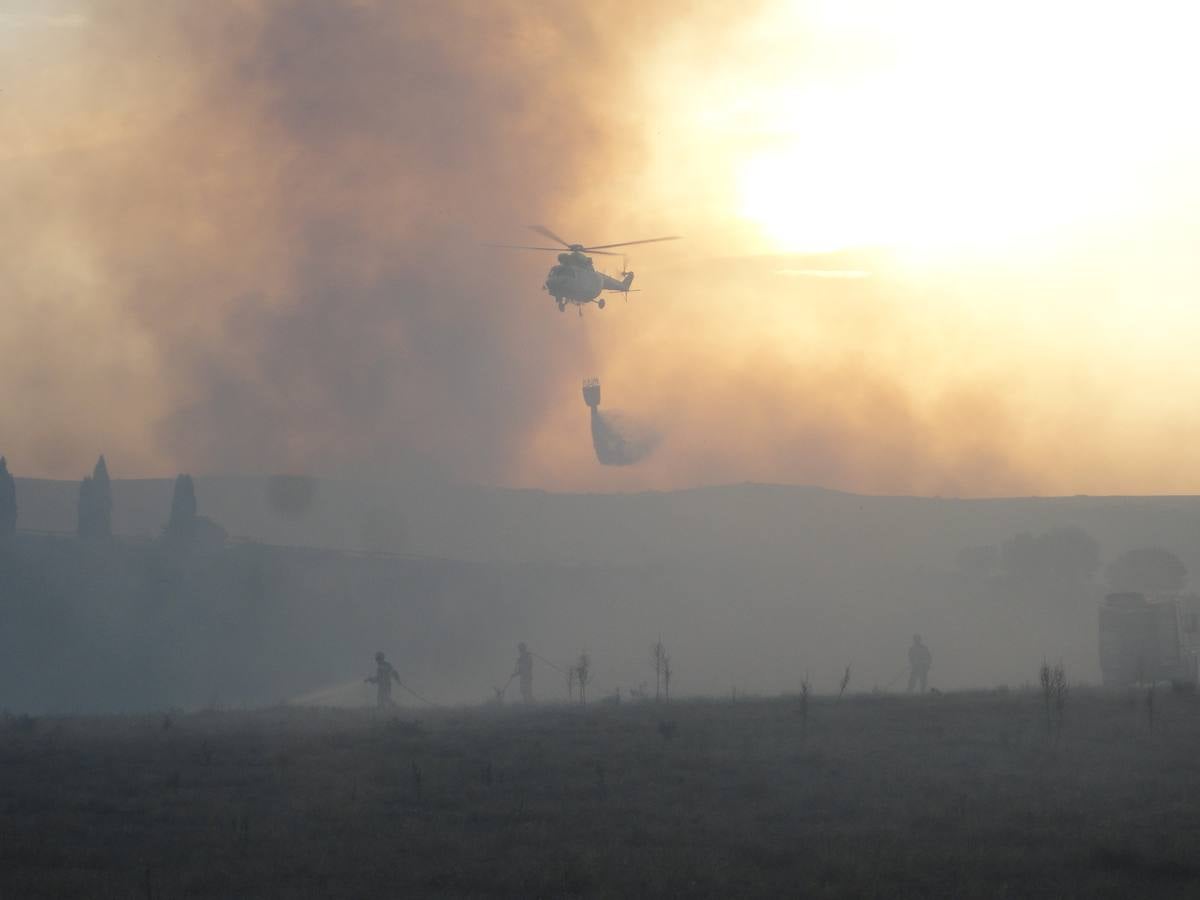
left=0, top=456, right=223, bottom=548
left=956, top=525, right=1189, bottom=594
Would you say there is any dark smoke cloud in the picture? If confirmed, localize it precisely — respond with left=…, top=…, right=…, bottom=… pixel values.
left=5, top=0, right=698, bottom=481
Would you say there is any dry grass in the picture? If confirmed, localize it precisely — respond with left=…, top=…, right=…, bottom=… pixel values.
left=2, top=691, right=1200, bottom=897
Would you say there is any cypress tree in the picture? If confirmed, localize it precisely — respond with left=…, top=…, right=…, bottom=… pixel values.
left=78, top=455, right=113, bottom=539
left=0, top=457, right=15, bottom=537
left=92, top=455, right=112, bottom=538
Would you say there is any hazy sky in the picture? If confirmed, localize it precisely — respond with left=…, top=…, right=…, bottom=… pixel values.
left=4, top=0, right=1200, bottom=495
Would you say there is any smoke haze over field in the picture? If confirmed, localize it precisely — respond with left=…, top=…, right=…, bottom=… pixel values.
left=9, top=12, right=1200, bottom=893
left=2, top=0, right=636, bottom=481
left=6, top=2, right=1200, bottom=494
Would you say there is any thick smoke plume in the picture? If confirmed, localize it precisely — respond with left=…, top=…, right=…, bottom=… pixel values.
left=10, top=1, right=1175, bottom=496
left=3, top=0, right=681, bottom=482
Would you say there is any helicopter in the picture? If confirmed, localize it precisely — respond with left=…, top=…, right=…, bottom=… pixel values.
left=491, top=225, right=680, bottom=313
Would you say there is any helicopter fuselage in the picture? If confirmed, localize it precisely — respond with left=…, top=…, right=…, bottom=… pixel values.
left=544, top=251, right=632, bottom=311
left=488, top=225, right=675, bottom=314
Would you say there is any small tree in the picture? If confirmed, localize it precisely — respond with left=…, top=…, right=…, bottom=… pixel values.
left=799, top=675, right=811, bottom=738
left=0, top=457, right=15, bottom=537
left=1039, top=660, right=1068, bottom=744
left=575, top=653, right=591, bottom=705
left=93, top=455, right=112, bottom=536
left=651, top=637, right=667, bottom=700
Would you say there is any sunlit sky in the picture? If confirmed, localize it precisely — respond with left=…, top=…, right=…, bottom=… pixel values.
left=549, top=0, right=1200, bottom=495
left=5, top=1, right=1200, bottom=495
left=635, top=1, right=1200, bottom=255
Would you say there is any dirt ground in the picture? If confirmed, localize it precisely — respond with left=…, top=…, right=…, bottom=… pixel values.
left=2, top=689, right=1199, bottom=898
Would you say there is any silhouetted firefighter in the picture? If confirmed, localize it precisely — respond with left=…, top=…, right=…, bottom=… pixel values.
left=365, top=651, right=401, bottom=708
left=0, top=457, right=15, bottom=538
left=908, top=634, right=932, bottom=693
left=513, top=642, right=534, bottom=704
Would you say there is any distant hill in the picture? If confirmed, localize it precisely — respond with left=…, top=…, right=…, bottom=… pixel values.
left=14, top=475, right=1200, bottom=574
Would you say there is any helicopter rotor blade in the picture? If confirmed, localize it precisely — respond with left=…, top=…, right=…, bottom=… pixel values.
left=583, top=235, right=681, bottom=251
left=485, top=243, right=564, bottom=252
left=589, top=250, right=621, bottom=256
left=528, top=225, right=573, bottom=248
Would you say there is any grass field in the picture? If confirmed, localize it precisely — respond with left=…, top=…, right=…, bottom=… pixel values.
left=2, top=689, right=1200, bottom=898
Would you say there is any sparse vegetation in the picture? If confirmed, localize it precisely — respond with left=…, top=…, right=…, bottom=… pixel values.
left=0, top=457, right=15, bottom=538
left=0, top=692, right=1198, bottom=897
left=1040, top=660, right=1069, bottom=742
left=798, top=675, right=811, bottom=737
left=651, top=637, right=672, bottom=701
left=575, top=653, right=591, bottom=705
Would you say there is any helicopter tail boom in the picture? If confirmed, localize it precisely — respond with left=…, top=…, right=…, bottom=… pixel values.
left=600, top=271, right=635, bottom=293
